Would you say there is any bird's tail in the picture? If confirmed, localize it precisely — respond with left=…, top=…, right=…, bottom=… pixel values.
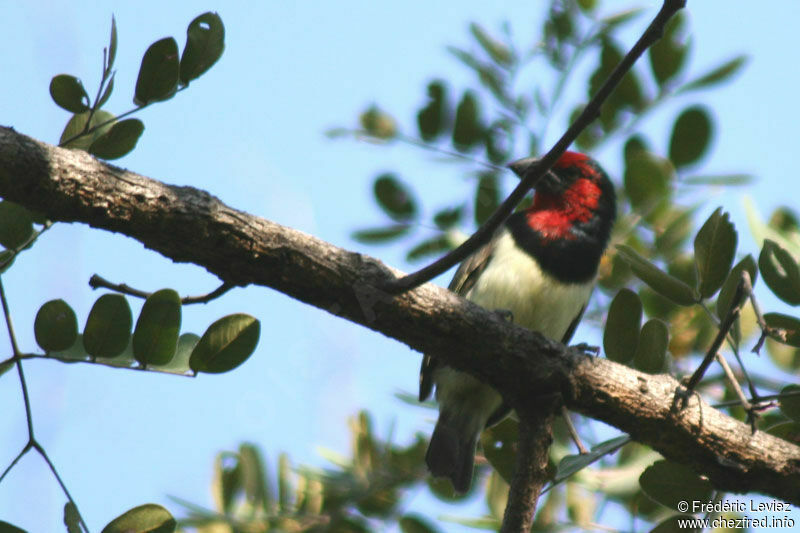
left=425, top=410, right=479, bottom=494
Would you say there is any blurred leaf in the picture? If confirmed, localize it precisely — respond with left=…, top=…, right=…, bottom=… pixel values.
left=149, top=332, right=198, bottom=374
left=616, top=245, right=697, bottom=305
left=474, top=172, right=500, bottom=225
left=106, top=15, right=118, bottom=75
left=83, top=294, right=133, bottom=358
left=64, top=502, right=81, bottom=533
left=650, top=515, right=699, bottom=533
left=190, top=313, right=260, bottom=374
left=769, top=206, right=800, bottom=234
left=400, top=514, right=441, bottom=533
left=759, top=239, right=800, bottom=305
left=407, top=235, right=453, bottom=262
left=0, top=520, right=27, bottom=533
left=648, top=13, right=688, bottom=87
left=0, top=201, right=34, bottom=249
left=212, top=452, right=241, bottom=513
left=680, top=55, right=747, bottom=93
left=600, top=7, right=646, bottom=28
left=277, top=452, right=290, bottom=511
left=373, top=173, right=417, bottom=221
left=694, top=207, right=737, bottom=298
left=34, top=299, right=78, bottom=352
left=97, top=73, right=115, bottom=108
left=682, top=173, right=753, bottom=186
left=49, top=74, right=90, bottom=113
left=180, top=12, right=225, bottom=85
left=134, top=37, right=180, bottom=105
left=237, top=443, right=270, bottom=508
left=59, top=110, right=116, bottom=150
left=132, top=288, right=181, bottom=366
left=51, top=334, right=89, bottom=362
left=779, top=384, right=800, bottom=422
left=764, top=313, right=800, bottom=347
left=486, top=470, right=508, bottom=519
left=577, top=0, right=597, bottom=12
left=634, top=319, right=669, bottom=374
left=669, top=106, right=713, bottom=168
left=767, top=421, right=800, bottom=445
left=452, top=91, right=483, bottom=151
left=603, top=288, right=642, bottom=363
left=624, top=148, right=672, bottom=213
left=591, top=39, right=645, bottom=129
left=553, top=435, right=630, bottom=485
left=360, top=105, right=397, bottom=139
left=655, top=208, right=694, bottom=256
left=639, top=460, right=712, bottom=511
left=100, top=503, right=176, bottom=533
left=433, top=206, right=464, bottom=230
left=469, top=23, right=512, bottom=66
left=480, top=417, right=517, bottom=484
left=717, top=255, right=757, bottom=319
left=88, top=119, right=145, bottom=160
left=417, top=80, right=449, bottom=141
left=352, top=224, right=411, bottom=244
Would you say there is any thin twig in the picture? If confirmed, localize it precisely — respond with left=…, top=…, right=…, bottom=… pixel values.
left=714, top=352, right=757, bottom=432
left=89, top=274, right=235, bottom=304
left=9, top=353, right=195, bottom=377
left=387, top=0, right=687, bottom=294
left=33, top=441, right=89, bottom=533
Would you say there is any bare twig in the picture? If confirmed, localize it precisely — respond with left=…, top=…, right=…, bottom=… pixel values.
left=387, top=0, right=688, bottom=294
left=89, top=274, right=235, bottom=304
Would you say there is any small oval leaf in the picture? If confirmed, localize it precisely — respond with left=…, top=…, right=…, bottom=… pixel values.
left=180, top=12, right=225, bottom=85
left=639, top=460, right=712, bottom=511
left=190, top=313, right=260, bottom=374
left=474, top=172, right=500, bottom=225
left=779, top=384, right=800, bottom=422
left=107, top=15, right=118, bottom=75
left=634, top=319, right=668, bottom=374
left=35, top=299, right=78, bottom=352
left=406, top=235, right=453, bottom=262
left=134, top=37, right=180, bottom=105
left=681, top=55, right=747, bottom=92
left=669, top=106, right=713, bottom=168
left=603, top=288, right=642, bottom=363
left=83, top=294, right=133, bottom=358
left=49, top=74, right=90, bottom=113
left=480, top=418, right=518, bottom=485
left=88, top=119, right=145, bottom=160
left=373, top=174, right=417, bottom=221
left=101, top=503, right=176, bottom=533
left=0, top=201, right=34, bottom=249
left=648, top=13, right=688, bottom=86
left=59, top=110, right=116, bottom=150
left=132, top=289, right=181, bottom=366
left=764, top=312, right=800, bottom=347
left=624, top=150, right=672, bottom=213
left=759, top=239, right=800, bottom=305
left=360, top=105, right=396, bottom=139
left=452, top=91, right=483, bottom=151
left=399, top=514, right=440, bottom=533
left=694, top=207, right=737, bottom=298
left=417, top=81, right=449, bottom=141
left=616, top=245, right=697, bottom=305
left=717, top=255, right=757, bottom=319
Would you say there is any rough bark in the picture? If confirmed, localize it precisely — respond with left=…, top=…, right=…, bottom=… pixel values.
left=1, top=126, right=799, bottom=504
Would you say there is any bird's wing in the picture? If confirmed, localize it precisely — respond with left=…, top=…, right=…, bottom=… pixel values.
left=418, top=235, right=499, bottom=402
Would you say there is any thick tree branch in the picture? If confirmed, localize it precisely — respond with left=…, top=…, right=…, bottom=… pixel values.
left=1, top=126, right=799, bottom=504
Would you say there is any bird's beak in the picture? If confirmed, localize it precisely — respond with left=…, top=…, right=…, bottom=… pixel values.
left=507, top=157, right=561, bottom=191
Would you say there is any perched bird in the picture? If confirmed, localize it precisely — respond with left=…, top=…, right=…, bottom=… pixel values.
left=419, top=151, right=616, bottom=493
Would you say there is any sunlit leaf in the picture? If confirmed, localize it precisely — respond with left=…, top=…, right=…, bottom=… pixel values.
left=59, top=110, right=116, bottom=150
left=100, top=503, right=176, bottom=533
left=360, top=105, right=396, bottom=139
left=106, top=15, right=118, bottom=75
left=616, top=245, right=697, bottom=305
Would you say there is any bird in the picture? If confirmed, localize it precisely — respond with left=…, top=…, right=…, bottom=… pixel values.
left=418, top=151, right=617, bottom=493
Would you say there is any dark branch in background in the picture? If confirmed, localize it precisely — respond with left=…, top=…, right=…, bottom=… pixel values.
left=388, top=0, right=688, bottom=293
left=89, top=274, right=235, bottom=304
left=1, top=126, right=798, bottom=505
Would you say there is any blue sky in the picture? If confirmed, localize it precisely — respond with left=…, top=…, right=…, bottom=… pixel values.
left=1, top=1, right=799, bottom=531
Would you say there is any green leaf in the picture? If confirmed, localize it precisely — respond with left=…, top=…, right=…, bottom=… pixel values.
left=373, top=173, right=417, bottom=221
left=480, top=417, right=517, bottom=484
left=680, top=55, right=747, bottom=93
left=0, top=520, right=27, bottom=533
left=553, top=436, right=630, bottom=485
left=616, top=245, right=697, bottom=305
left=764, top=313, right=800, bottom=347
left=600, top=7, right=645, bottom=29
left=634, top=319, right=669, bottom=374
left=0, top=201, right=34, bottom=249
left=134, top=37, right=180, bottom=105
left=624, top=149, right=672, bottom=213
left=360, top=105, right=396, bottom=139
left=406, top=235, right=452, bottom=262
left=469, top=23, right=512, bottom=66
left=97, top=73, right=115, bottom=108
left=452, top=91, right=483, bottom=151
left=779, top=384, right=800, bottom=422
left=49, top=75, right=90, bottom=113
left=433, top=206, right=463, bottom=230
left=190, top=313, right=260, bottom=374
left=150, top=332, right=198, bottom=374
left=682, top=173, right=753, bottom=186
left=34, top=299, right=78, bottom=352
left=766, top=421, right=800, bottom=445
left=603, top=289, right=642, bottom=363
left=474, top=172, right=500, bottom=225
left=83, top=294, right=133, bottom=358
left=400, top=514, right=441, bottom=533
left=352, top=224, right=410, bottom=244
left=180, top=12, right=225, bottom=85
left=417, top=80, right=449, bottom=141
left=64, top=502, right=81, bottom=533
left=650, top=515, right=699, bottom=533
left=694, top=208, right=737, bottom=298
left=758, top=239, right=800, bottom=305
left=655, top=208, right=694, bottom=256
left=101, top=503, right=176, bottom=533
left=132, top=289, right=181, bottom=366
left=648, top=12, right=688, bottom=86
left=669, top=106, right=713, bottom=168
left=59, top=110, right=116, bottom=150
left=88, top=119, right=145, bottom=160
left=107, top=15, right=118, bottom=73
left=716, top=255, right=757, bottom=320
left=639, top=460, right=712, bottom=511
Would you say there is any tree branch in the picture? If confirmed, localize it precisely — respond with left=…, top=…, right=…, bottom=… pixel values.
left=0, top=126, right=798, bottom=505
